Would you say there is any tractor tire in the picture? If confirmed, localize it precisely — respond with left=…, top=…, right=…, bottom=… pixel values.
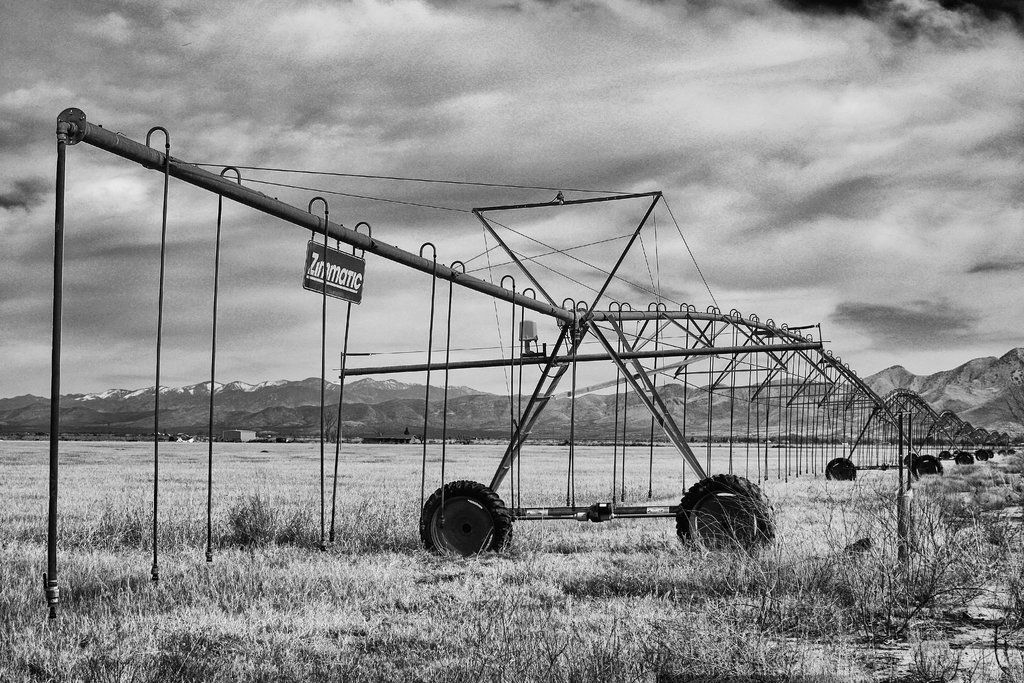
left=825, top=457, right=857, bottom=481
left=954, top=451, right=975, bottom=466
left=419, top=480, right=513, bottom=556
left=911, top=454, right=943, bottom=477
left=937, top=450, right=952, bottom=460
left=676, top=474, right=774, bottom=550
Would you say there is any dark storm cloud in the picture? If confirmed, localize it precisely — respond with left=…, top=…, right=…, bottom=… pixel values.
left=967, top=259, right=1024, bottom=273
left=0, top=178, right=48, bottom=211
left=779, top=0, right=1024, bottom=35
left=831, top=299, right=979, bottom=346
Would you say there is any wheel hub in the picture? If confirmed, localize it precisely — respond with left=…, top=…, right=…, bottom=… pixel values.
left=429, top=496, right=495, bottom=556
left=689, top=492, right=759, bottom=548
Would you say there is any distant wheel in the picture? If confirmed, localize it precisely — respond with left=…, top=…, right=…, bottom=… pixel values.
left=419, top=480, right=513, bottom=556
left=975, top=449, right=992, bottom=461
left=911, top=454, right=943, bottom=477
left=937, top=450, right=952, bottom=460
left=825, top=457, right=857, bottom=481
left=954, top=451, right=974, bottom=465
left=676, top=474, right=774, bottom=549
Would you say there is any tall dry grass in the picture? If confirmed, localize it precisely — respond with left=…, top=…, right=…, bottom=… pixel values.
left=0, top=442, right=1021, bottom=681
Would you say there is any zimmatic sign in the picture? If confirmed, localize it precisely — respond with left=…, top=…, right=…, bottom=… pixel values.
left=303, top=241, right=365, bottom=304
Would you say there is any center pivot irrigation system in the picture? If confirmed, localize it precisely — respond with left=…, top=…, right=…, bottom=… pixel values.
left=44, top=108, right=1005, bottom=618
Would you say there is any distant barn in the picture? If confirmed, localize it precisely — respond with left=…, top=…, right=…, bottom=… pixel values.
left=222, top=429, right=257, bottom=442
left=362, top=435, right=415, bottom=444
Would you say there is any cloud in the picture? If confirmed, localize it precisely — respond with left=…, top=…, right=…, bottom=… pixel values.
left=830, top=299, right=979, bottom=347
left=967, top=259, right=1024, bottom=273
left=1, top=0, right=1022, bottom=396
left=778, top=0, right=1024, bottom=37
left=0, top=178, right=48, bottom=211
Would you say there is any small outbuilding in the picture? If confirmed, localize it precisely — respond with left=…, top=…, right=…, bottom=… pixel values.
left=362, top=435, right=416, bottom=444
left=222, top=429, right=257, bottom=442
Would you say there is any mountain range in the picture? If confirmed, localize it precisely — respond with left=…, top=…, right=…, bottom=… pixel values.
left=2, top=348, right=1023, bottom=439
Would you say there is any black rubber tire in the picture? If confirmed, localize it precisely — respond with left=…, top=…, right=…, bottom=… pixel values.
left=911, top=454, right=943, bottom=477
left=937, top=450, right=952, bottom=460
left=825, top=457, right=857, bottom=481
left=954, top=451, right=975, bottom=465
left=676, top=474, right=774, bottom=549
left=975, top=449, right=992, bottom=461
left=419, top=480, right=513, bottom=556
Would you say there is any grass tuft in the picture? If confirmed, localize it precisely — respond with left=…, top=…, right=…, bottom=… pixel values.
left=222, top=491, right=314, bottom=548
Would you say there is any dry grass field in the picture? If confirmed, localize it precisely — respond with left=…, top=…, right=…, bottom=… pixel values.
left=1, top=440, right=1022, bottom=682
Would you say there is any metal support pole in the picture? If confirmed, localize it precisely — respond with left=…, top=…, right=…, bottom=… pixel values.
left=897, top=413, right=909, bottom=568
left=905, top=411, right=914, bottom=551
left=45, top=112, right=79, bottom=619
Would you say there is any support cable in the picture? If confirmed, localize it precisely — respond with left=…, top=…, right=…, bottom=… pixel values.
left=464, top=234, right=631, bottom=275
left=502, top=276, right=517, bottom=507
left=193, top=162, right=624, bottom=195
left=764, top=377, right=772, bottom=482
left=728, top=325, right=737, bottom=476
left=147, top=126, right=170, bottom=583
left=681, top=326, right=689, bottom=491
left=308, top=197, right=330, bottom=553
left=206, top=167, right=241, bottom=563
left=483, top=218, right=675, bottom=306
left=419, top=245, right=438, bottom=513
left=661, top=198, right=719, bottom=309
left=706, top=338, right=715, bottom=474
left=515, top=292, right=528, bottom=510
left=481, top=230, right=511, bottom=395
left=621, top=321, right=633, bottom=501
left=244, top=177, right=467, bottom=214
left=329, top=222, right=369, bottom=543
left=612, top=326, right=622, bottom=505
left=567, top=326, right=578, bottom=508
left=647, top=307, right=661, bottom=499
left=440, top=263, right=461, bottom=530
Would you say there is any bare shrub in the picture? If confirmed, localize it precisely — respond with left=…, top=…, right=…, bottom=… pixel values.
left=903, top=640, right=974, bottom=683
left=222, top=491, right=314, bottom=547
left=825, top=483, right=997, bottom=641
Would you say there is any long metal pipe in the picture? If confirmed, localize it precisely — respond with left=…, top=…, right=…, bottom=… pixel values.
left=341, top=341, right=821, bottom=377
left=59, top=109, right=577, bottom=323
left=46, top=116, right=75, bottom=619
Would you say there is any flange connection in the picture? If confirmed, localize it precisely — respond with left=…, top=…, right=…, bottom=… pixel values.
left=57, top=108, right=87, bottom=144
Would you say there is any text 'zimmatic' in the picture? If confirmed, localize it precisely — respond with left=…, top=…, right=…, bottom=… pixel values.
left=302, top=241, right=366, bottom=304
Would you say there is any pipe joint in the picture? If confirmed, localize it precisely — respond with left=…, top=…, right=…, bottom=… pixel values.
left=56, top=108, right=87, bottom=145
left=43, top=573, right=59, bottom=606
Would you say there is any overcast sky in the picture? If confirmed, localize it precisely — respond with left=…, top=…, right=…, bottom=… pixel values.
left=2, top=0, right=1023, bottom=398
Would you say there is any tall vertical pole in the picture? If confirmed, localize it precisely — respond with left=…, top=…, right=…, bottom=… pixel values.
left=46, top=118, right=72, bottom=619
left=905, top=412, right=914, bottom=553
left=897, top=412, right=909, bottom=568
